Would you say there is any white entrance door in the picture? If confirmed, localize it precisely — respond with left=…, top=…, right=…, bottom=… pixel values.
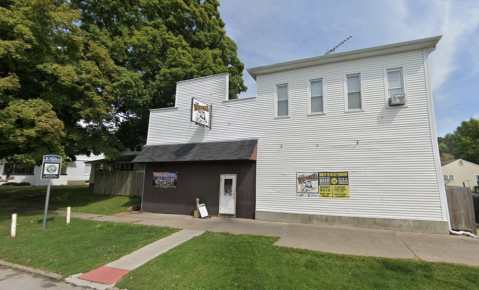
left=219, top=174, right=236, bottom=216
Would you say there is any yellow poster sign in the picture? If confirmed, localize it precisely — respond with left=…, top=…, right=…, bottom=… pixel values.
left=318, top=172, right=349, bottom=198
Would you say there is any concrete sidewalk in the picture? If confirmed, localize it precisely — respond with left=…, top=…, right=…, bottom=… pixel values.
left=10, top=208, right=479, bottom=267
left=124, top=212, right=479, bottom=266
left=65, top=229, right=204, bottom=289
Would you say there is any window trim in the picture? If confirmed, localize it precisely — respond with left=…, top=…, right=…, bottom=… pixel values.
left=384, top=65, right=408, bottom=108
left=475, top=174, right=479, bottom=186
left=443, top=174, right=455, bottom=182
left=344, top=72, right=365, bottom=112
left=307, top=77, right=326, bottom=115
left=274, top=83, right=290, bottom=118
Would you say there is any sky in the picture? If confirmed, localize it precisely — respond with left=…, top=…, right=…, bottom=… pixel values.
left=218, top=0, right=479, bottom=137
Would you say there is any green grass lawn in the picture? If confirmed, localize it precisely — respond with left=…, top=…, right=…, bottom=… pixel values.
left=116, top=232, right=479, bottom=290
left=0, top=185, right=140, bottom=215
left=0, top=210, right=178, bottom=277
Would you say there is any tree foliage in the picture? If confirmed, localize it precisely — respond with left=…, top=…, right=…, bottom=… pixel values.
left=72, top=0, right=247, bottom=149
left=438, top=118, right=479, bottom=164
left=0, top=99, right=65, bottom=164
left=0, top=0, right=246, bottom=164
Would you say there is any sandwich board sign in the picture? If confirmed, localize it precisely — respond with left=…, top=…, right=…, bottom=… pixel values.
left=41, top=155, right=62, bottom=230
left=41, top=155, right=62, bottom=179
left=197, top=203, right=209, bottom=218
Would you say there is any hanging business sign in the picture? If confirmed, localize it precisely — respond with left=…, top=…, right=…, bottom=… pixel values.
left=190, top=98, right=212, bottom=128
left=318, top=172, right=349, bottom=198
left=41, top=155, right=63, bottom=180
left=296, top=172, right=319, bottom=197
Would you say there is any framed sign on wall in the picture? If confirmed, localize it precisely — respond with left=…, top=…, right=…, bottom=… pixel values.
left=190, top=98, right=212, bottom=128
left=296, top=172, right=319, bottom=197
left=319, top=172, right=349, bottom=198
left=153, top=172, right=178, bottom=188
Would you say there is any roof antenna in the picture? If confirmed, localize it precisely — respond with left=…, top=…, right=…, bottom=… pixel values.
left=324, top=36, right=352, bottom=55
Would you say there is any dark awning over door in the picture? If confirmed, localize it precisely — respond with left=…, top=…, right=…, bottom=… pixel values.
left=132, top=139, right=258, bottom=163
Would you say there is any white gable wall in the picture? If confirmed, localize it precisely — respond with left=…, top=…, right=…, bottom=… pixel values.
left=147, top=49, right=448, bottom=224
left=148, top=73, right=260, bottom=146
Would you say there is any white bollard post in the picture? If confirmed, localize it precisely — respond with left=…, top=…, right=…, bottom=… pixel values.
left=66, top=207, right=71, bottom=225
left=11, top=213, right=17, bottom=238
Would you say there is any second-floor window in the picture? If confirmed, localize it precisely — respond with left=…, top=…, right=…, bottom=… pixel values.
left=309, top=79, right=324, bottom=114
left=346, top=74, right=362, bottom=110
left=276, top=84, right=289, bottom=116
left=387, top=68, right=404, bottom=97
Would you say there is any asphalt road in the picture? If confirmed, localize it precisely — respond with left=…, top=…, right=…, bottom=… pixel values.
left=0, top=267, right=88, bottom=290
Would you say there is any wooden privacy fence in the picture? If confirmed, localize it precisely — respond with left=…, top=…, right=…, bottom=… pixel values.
left=93, top=171, right=144, bottom=197
left=446, top=186, right=477, bottom=235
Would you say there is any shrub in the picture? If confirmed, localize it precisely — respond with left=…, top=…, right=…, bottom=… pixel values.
left=2, top=182, right=17, bottom=186
left=12, top=182, right=31, bottom=186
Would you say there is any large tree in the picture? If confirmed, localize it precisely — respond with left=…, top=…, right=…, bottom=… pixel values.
left=438, top=118, right=479, bottom=164
left=0, top=0, right=145, bottom=164
left=451, top=118, right=479, bottom=164
left=72, top=0, right=247, bottom=149
left=1, top=0, right=246, bottom=164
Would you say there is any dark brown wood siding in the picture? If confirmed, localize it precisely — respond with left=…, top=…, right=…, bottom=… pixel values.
left=142, top=161, right=256, bottom=219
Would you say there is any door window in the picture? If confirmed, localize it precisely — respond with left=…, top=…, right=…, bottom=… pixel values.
left=224, top=179, right=233, bottom=196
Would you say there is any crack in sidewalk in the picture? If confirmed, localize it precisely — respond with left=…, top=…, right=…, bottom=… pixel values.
left=395, top=232, right=423, bottom=261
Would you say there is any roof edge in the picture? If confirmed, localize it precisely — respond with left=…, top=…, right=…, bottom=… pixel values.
left=247, top=36, right=442, bottom=80
left=176, top=72, right=229, bottom=84
left=442, top=158, right=479, bottom=168
left=144, top=138, right=259, bottom=148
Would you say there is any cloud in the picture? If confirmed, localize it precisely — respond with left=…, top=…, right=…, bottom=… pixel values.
left=428, top=1, right=479, bottom=97
left=219, top=0, right=479, bottom=103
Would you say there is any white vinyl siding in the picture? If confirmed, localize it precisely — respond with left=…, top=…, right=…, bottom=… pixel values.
left=346, top=74, right=362, bottom=110
left=309, top=79, right=324, bottom=114
left=147, top=49, right=446, bottom=223
left=276, top=84, right=289, bottom=117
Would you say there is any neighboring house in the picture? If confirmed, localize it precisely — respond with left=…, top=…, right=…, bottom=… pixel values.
left=0, top=154, right=104, bottom=186
left=132, top=36, right=449, bottom=234
left=441, top=159, right=479, bottom=189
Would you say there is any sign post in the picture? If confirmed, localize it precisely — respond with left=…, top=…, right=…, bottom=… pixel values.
left=41, top=155, right=62, bottom=230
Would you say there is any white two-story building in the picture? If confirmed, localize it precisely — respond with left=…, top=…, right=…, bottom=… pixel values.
left=133, top=36, right=449, bottom=234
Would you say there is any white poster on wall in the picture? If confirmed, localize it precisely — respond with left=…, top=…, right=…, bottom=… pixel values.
left=296, top=172, right=319, bottom=198
left=190, top=98, right=211, bottom=128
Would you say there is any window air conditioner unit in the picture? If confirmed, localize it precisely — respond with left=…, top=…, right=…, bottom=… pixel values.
left=389, top=94, right=406, bottom=106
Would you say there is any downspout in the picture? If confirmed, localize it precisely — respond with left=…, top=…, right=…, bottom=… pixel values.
left=449, top=227, right=477, bottom=238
